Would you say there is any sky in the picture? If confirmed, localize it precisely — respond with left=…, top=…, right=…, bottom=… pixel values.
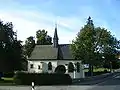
left=0, top=0, right=120, bottom=44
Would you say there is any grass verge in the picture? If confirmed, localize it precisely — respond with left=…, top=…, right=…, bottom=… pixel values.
left=0, top=77, right=14, bottom=86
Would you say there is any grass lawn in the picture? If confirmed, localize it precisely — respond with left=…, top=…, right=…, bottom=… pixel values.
left=1, top=77, right=14, bottom=81
left=0, top=77, right=14, bottom=85
left=84, top=68, right=111, bottom=77
left=93, top=68, right=109, bottom=72
left=84, top=68, right=110, bottom=72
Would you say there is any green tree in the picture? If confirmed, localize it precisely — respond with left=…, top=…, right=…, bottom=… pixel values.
left=36, top=29, right=52, bottom=45
left=12, top=40, right=25, bottom=70
left=70, top=16, right=120, bottom=76
left=103, top=60, right=120, bottom=69
left=23, top=36, right=35, bottom=57
left=70, top=17, right=95, bottom=76
left=0, top=20, right=24, bottom=72
left=102, top=35, right=120, bottom=72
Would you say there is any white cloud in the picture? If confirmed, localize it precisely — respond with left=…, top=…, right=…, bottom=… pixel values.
left=0, top=8, right=112, bottom=44
left=0, top=0, right=114, bottom=44
left=0, top=9, right=81, bottom=44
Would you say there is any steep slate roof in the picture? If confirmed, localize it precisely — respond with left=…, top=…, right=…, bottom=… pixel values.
left=28, top=45, right=58, bottom=60
left=58, top=44, right=74, bottom=59
left=28, top=25, right=74, bottom=61
left=28, top=44, right=74, bottom=61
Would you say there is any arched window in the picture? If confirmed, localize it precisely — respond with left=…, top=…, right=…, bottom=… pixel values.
left=48, top=62, right=52, bottom=70
left=76, top=62, right=80, bottom=72
left=38, top=65, right=40, bottom=69
left=30, top=64, right=33, bottom=68
left=55, top=65, right=66, bottom=73
left=68, top=62, right=74, bottom=72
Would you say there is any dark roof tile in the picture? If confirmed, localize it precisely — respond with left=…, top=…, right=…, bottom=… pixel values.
left=59, top=44, right=74, bottom=59
left=28, top=45, right=58, bottom=60
left=28, top=44, right=74, bottom=61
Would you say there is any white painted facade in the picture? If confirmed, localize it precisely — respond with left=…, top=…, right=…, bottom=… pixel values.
left=27, top=60, right=85, bottom=79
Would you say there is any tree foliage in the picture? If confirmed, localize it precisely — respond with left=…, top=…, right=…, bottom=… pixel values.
left=36, top=29, right=52, bottom=45
left=70, top=16, right=120, bottom=75
left=23, top=36, right=35, bottom=57
left=103, top=60, right=120, bottom=69
left=0, top=20, right=24, bottom=72
left=71, top=17, right=96, bottom=65
left=23, top=29, right=53, bottom=58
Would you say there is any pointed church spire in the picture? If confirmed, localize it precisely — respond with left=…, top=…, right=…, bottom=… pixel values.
left=53, top=23, right=59, bottom=48
left=54, top=23, right=58, bottom=39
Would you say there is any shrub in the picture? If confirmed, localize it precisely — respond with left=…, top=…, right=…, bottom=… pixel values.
left=104, top=70, right=108, bottom=73
left=14, top=71, right=72, bottom=85
left=3, top=72, right=14, bottom=78
left=103, top=60, right=120, bottom=69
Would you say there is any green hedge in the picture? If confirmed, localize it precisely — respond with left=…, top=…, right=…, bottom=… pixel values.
left=14, top=71, right=72, bottom=85
left=3, top=72, right=15, bottom=78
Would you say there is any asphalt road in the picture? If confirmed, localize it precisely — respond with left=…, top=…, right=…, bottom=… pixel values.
left=88, top=72, right=120, bottom=90
left=1, top=72, right=120, bottom=90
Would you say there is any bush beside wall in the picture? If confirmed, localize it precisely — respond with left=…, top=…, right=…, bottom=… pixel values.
left=3, top=72, right=15, bottom=78
left=14, top=71, right=72, bottom=85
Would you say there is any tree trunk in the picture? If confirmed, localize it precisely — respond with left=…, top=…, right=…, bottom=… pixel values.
left=91, top=65, right=93, bottom=76
left=89, top=64, right=93, bottom=76
left=110, top=62, right=112, bottom=73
